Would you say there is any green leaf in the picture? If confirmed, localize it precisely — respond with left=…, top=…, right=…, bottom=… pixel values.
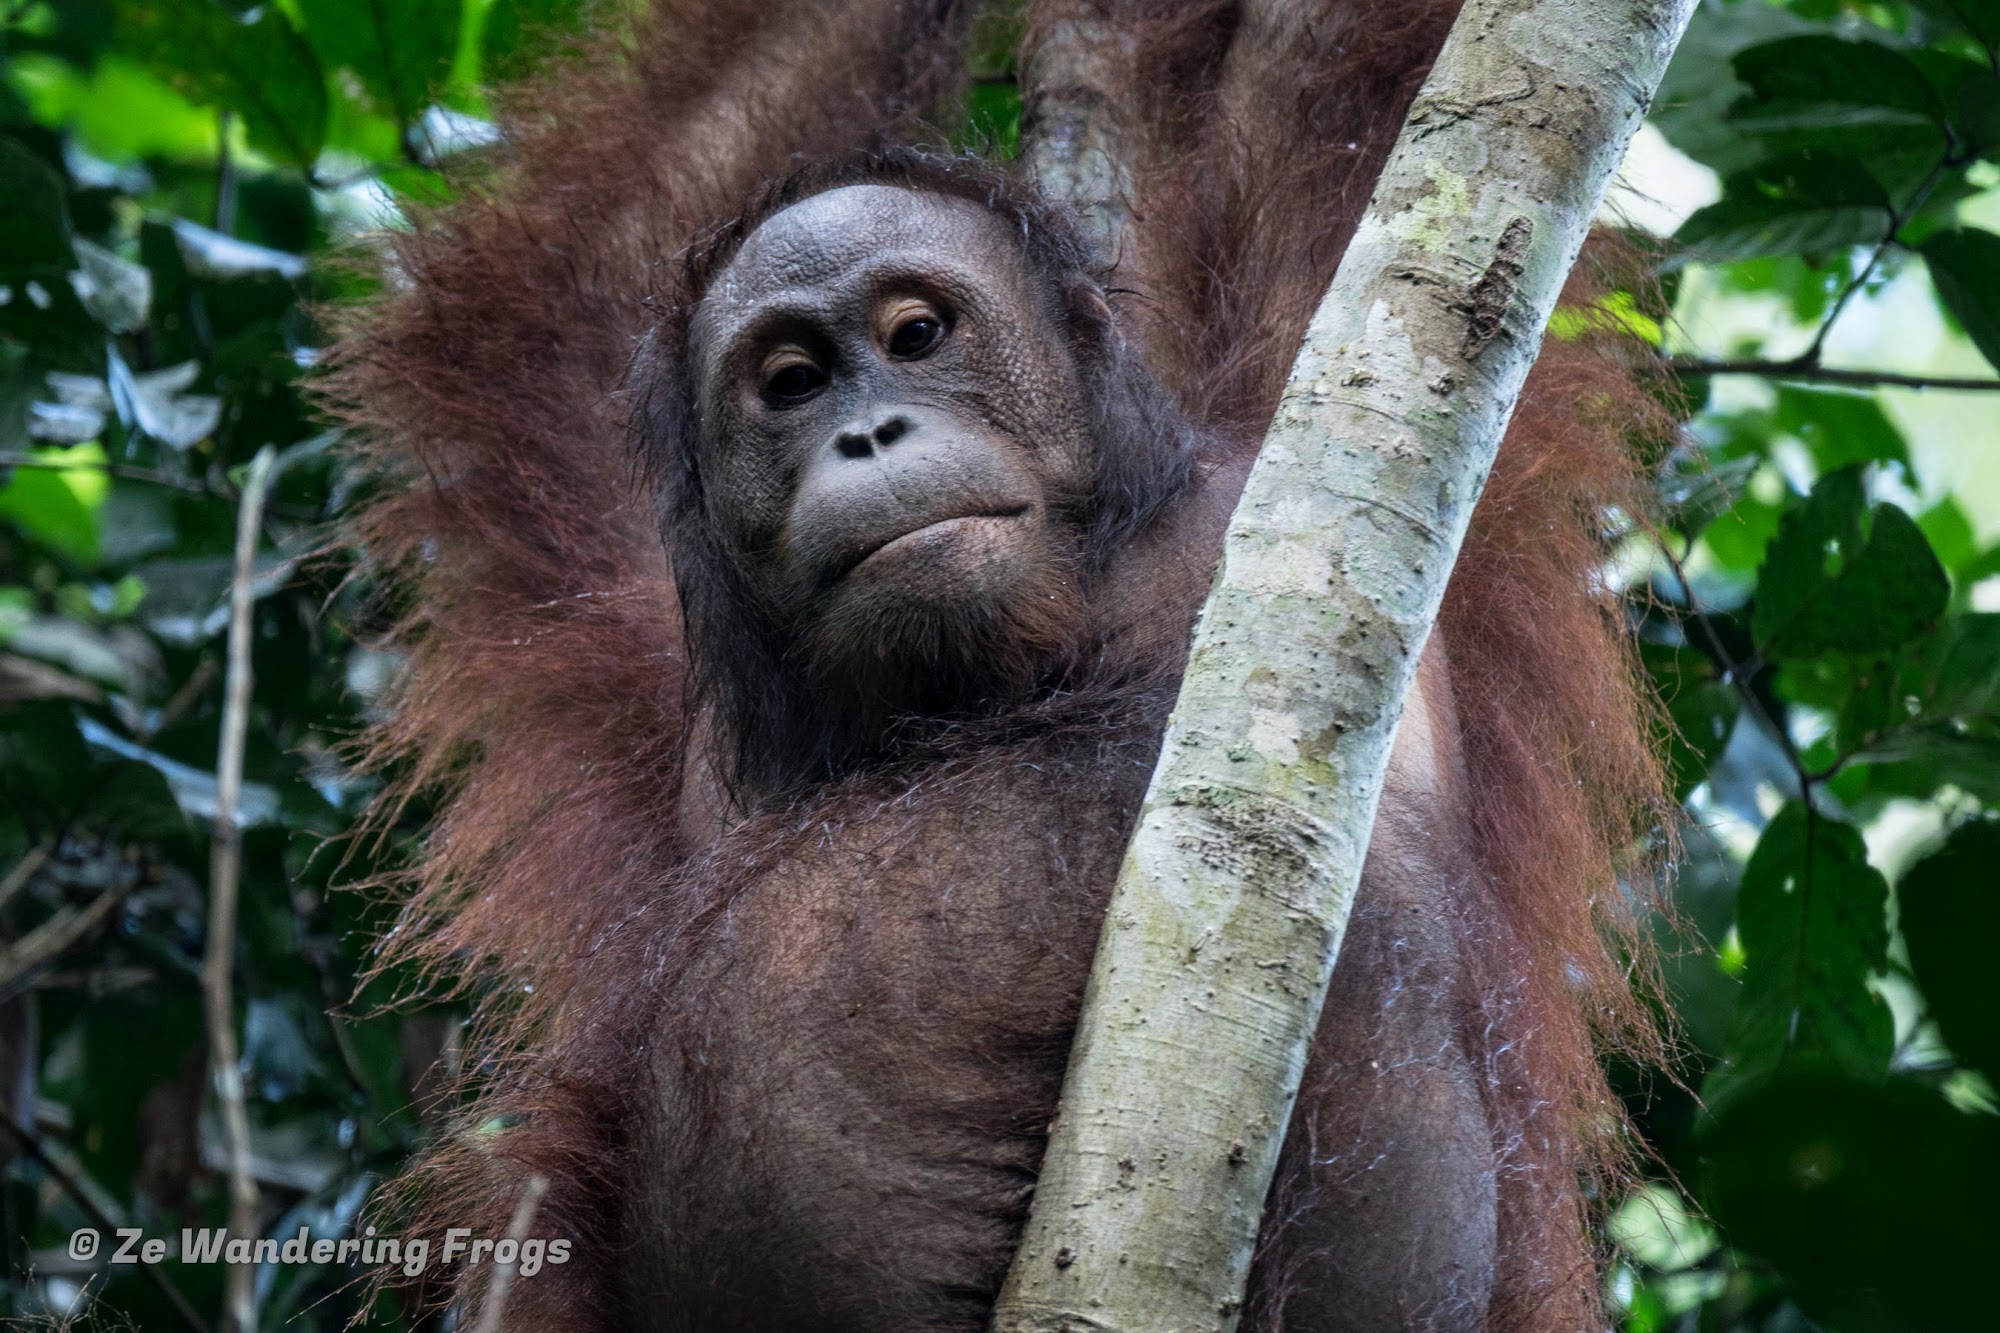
left=1900, top=820, right=2000, bottom=1086
left=1912, top=52, right=2000, bottom=158
left=484, top=0, right=587, bottom=80
left=8, top=54, right=218, bottom=163
left=0, top=444, right=109, bottom=564
left=118, top=0, right=328, bottom=170
left=1676, top=154, right=1891, bottom=262
left=1910, top=0, right=2000, bottom=49
left=1917, top=497, right=1978, bottom=576
left=1699, top=1073, right=2000, bottom=1329
left=1732, top=37, right=1946, bottom=122
left=0, top=137, right=74, bottom=275
left=1701, top=486, right=1784, bottom=573
left=1920, top=229, right=2000, bottom=372
left=1773, top=386, right=1909, bottom=471
left=297, top=0, right=463, bottom=128
left=1730, top=804, right=1892, bottom=1078
left=963, top=81, right=1023, bottom=157
left=1723, top=36, right=1948, bottom=163
left=1752, top=468, right=1949, bottom=660
left=1921, top=613, right=2000, bottom=719
left=1853, top=727, right=2000, bottom=804
left=1650, top=0, right=1812, bottom=175
left=0, top=703, right=94, bottom=827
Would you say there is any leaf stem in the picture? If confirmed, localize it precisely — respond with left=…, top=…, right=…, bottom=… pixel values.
left=1793, top=154, right=1953, bottom=371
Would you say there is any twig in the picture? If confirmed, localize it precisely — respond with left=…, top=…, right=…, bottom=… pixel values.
left=0, top=452, right=215, bottom=496
left=1667, top=360, right=2000, bottom=393
left=1657, top=539, right=1816, bottom=802
left=145, top=657, right=223, bottom=743
left=204, top=445, right=278, bottom=1333
left=0, top=839, right=53, bottom=915
left=1789, top=154, right=1953, bottom=371
left=469, top=1175, right=550, bottom=1333
left=0, top=879, right=136, bottom=1002
left=0, top=1118, right=213, bottom=1333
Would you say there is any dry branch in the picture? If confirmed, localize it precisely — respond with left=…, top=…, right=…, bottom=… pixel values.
left=204, top=444, right=277, bottom=1333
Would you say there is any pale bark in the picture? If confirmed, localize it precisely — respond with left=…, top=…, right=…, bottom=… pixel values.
left=1019, top=13, right=1138, bottom=261
left=993, top=3, right=1696, bottom=1330
left=207, top=445, right=275, bottom=1333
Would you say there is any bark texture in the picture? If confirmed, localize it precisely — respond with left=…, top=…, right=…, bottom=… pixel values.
left=991, top=3, right=1698, bottom=1330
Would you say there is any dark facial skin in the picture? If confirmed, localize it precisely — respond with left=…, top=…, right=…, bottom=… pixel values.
left=688, top=186, right=1098, bottom=712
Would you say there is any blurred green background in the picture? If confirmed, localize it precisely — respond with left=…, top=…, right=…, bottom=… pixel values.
left=3, top=1, right=1999, bottom=1329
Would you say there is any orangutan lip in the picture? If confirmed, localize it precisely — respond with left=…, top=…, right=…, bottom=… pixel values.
left=840, top=506, right=1031, bottom=580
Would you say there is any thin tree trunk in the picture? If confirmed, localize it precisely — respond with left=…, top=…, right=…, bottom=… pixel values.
left=993, top=2, right=1696, bottom=1330
left=1019, top=11, right=1137, bottom=259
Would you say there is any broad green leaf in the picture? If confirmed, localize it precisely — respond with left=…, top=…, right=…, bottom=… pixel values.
left=7, top=53, right=217, bottom=163
left=1732, top=37, right=1945, bottom=122
left=0, top=612, right=154, bottom=694
left=1730, top=803, right=1892, bottom=1077
left=1676, top=154, right=1890, bottom=261
left=1773, top=386, right=1909, bottom=471
left=1961, top=95, right=2000, bottom=162
left=1752, top=468, right=1949, bottom=660
left=1916, top=497, right=1978, bottom=576
left=1724, top=34, right=1948, bottom=164
left=1546, top=290, right=1663, bottom=346
left=1920, top=229, right=2000, bottom=372
left=296, top=0, right=463, bottom=128
left=1852, top=728, right=2000, bottom=804
left=119, top=0, right=328, bottom=169
left=20, top=0, right=117, bottom=66
left=0, top=444, right=109, bottom=564
left=1911, top=52, right=2000, bottom=158
left=1900, top=820, right=2000, bottom=1086
left=1650, top=0, right=1811, bottom=174
left=171, top=217, right=309, bottom=281
left=1701, top=488, right=1784, bottom=573
left=1607, top=1184, right=1720, bottom=1273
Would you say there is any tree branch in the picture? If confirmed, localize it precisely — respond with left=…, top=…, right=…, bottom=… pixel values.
left=0, top=839, right=52, bottom=915
left=0, top=451, right=218, bottom=496
left=0, top=878, right=136, bottom=1003
left=1019, top=10, right=1140, bottom=265
left=204, top=445, right=277, bottom=1333
left=1667, top=359, right=2000, bottom=393
left=991, top=2, right=1697, bottom=1329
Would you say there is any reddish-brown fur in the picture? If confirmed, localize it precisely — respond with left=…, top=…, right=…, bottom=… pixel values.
left=326, top=1, right=1673, bottom=1328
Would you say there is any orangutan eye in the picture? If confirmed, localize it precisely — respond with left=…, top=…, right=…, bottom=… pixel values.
left=761, top=356, right=826, bottom=405
left=888, top=317, right=943, bottom=358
